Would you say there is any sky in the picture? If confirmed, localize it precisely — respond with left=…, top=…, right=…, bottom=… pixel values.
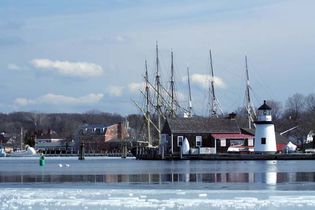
left=0, top=0, right=315, bottom=116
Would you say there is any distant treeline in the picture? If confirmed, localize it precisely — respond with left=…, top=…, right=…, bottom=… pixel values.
left=0, top=112, right=122, bottom=136
left=1, top=92, right=315, bottom=146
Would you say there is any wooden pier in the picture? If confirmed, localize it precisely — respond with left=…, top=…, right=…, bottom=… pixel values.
left=132, top=146, right=315, bottom=160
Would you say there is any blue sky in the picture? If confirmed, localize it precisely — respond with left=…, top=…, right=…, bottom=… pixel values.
left=0, top=0, right=315, bottom=115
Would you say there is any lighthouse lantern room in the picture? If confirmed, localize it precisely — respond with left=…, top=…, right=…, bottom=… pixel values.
left=254, top=100, right=277, bottom=154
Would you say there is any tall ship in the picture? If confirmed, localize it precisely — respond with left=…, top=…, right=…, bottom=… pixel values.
left=132, top=43, right=315, bottom=160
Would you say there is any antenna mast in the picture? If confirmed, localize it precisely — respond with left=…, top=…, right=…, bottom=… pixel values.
left=209, top=50, right=223, bottom=117
left=245, top=56, right=256, bottom=129
left=144, top=60, right=151, bottom=146
left=155, top=41, right=161, bottom=145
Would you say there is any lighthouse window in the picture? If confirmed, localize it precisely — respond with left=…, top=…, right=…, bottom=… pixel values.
left=261, top=137, right=266, bottom=144
left=177, top=136, right=183, bottom=147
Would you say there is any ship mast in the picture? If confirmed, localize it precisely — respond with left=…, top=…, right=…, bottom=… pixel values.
left=144, top=60, right=151, bottom=146
left=209, top=50, right=223, bottom=117
left=245, top=56, right=256, bottom=129
left=170, top=50, right=176, bottom=118
left=155, top=42, right=161, bottom=145
left=187, top=67, right=193, bottom=117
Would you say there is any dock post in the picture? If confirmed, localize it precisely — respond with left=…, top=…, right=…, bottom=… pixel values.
left=78, top=142, right=85, bottom=160
left=180, top=146, right=182, bottom=159
left=161, top=145, right=165, bottom=160
left=121, top=142, right=127, bottom=159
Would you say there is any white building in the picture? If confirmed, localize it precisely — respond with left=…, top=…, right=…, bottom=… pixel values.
left=306, top=130, right=315, bottom=144
left=254, top=100, right=277, bottom=154
left=35, top=138, right=74, bottom=154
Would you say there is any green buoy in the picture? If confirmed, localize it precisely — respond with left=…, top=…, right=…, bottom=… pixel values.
left=39, top=154, right=45, bottom=166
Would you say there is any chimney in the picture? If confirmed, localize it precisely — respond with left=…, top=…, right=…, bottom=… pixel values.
left=227, top=112, right=237, bottom=120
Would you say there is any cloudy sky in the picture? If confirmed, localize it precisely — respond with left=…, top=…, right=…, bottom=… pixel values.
left=0, top=0, right=315, bottom=115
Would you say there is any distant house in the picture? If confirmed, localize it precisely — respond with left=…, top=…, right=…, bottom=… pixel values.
left=306, top=130, right=315, bottom=144
left=0, top=132, right=8, bottom=145
left=161, top=116, right=253, bottom=155
left=35, top=137, right=75, bottom=154
left=35, top=130, right=75, bottom=154
left=75, top=123, right=130, bottom=154
left=0, top=132, right=16, bottom=153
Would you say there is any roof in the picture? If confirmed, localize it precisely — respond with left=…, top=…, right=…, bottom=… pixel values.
left=211, top=133, right=253, bottom=139
left=258, top=100, right=272, bottom=110
left=166, top=117, right=240, bottom=134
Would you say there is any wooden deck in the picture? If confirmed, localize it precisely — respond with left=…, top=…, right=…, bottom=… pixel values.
left=132, top=147, right=315, bottom=160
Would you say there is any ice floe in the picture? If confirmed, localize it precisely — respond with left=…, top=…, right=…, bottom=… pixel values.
left=1, top=188, right=315, bottom=210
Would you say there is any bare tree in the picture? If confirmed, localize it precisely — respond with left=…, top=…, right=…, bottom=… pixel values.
left=266, top=100, right=283, bottom=122
left=284, top=93, right=306, bottom=121
left=305, top=93, right=315, bottom=113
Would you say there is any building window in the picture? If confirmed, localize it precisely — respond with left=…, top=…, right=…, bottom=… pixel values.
left=221, top=139, right=226, bottom=147
left=196, top=136, right=202, bottom=147
left=177, top=136, right=183, bottom=147
left=261, top=138, right=266, bottom=144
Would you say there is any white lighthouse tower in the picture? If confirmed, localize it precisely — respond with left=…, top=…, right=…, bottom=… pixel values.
left=254, top=100, right=277, bottom=154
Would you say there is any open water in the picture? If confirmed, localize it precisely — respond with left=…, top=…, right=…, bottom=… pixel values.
left=1, top=157, right=315, bottom=209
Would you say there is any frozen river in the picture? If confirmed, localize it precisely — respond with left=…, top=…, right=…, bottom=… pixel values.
left=1, top=157, right=315, bottom=209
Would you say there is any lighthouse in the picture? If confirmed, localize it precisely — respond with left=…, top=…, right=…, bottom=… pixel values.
left=254, top=100, right=277, bottom=154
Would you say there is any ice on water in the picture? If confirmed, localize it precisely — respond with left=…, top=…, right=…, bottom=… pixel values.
left=1, top=188, right=315, bottom=210
left=1, top=157, right=315, bottom=209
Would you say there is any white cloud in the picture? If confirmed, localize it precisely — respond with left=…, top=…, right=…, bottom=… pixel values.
left=31, top=59, right=104, bottom=78
left=106, top=85, right=124, bottom=97
left=7, top=63, right=20, bottom=70
left=14, top=93, right=104, bottom=106
left=14, top=98, right=34, bottom=106
left=128, top=82, right=145, bottom=93
left=182, top=74, right=225, bottom=89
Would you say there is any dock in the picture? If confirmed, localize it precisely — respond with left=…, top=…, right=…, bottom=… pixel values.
left=132, top=146, right=315, bottom=160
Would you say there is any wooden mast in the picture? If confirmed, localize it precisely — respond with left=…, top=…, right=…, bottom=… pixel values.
left=144, top=60, right=151, bottom=146
left=155, top=42, right=161, bottom=145
left=209, top=50, right=223, bottom=117
left=245, top=56, right=256, bottom=129
left=187, top=67, right=193, bottom=117
left=170, top=50, right=175, bottom=118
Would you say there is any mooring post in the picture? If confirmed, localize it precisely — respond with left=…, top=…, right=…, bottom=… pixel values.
left=161, top=145, right=165, bottom=160
left=78, top=141, right=85, bottom=160
left=180, top=146, right=183, bottom=159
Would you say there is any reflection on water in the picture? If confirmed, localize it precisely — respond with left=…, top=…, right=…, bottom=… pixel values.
left=1, top=158, right=315, bottom=191
left=1, top=171, right=315, bottom=185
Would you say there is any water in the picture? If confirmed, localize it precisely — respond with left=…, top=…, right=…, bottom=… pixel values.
left=1, top=157, right=315, bottom=209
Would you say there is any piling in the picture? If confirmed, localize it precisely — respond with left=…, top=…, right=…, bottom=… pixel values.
left=121, top=142, right=127, bottom=159
left=161, top=145, right=165, bottom=160
left=78, top=142, right=85, bottom=160
left=179, top=146, right=183, bottom=159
